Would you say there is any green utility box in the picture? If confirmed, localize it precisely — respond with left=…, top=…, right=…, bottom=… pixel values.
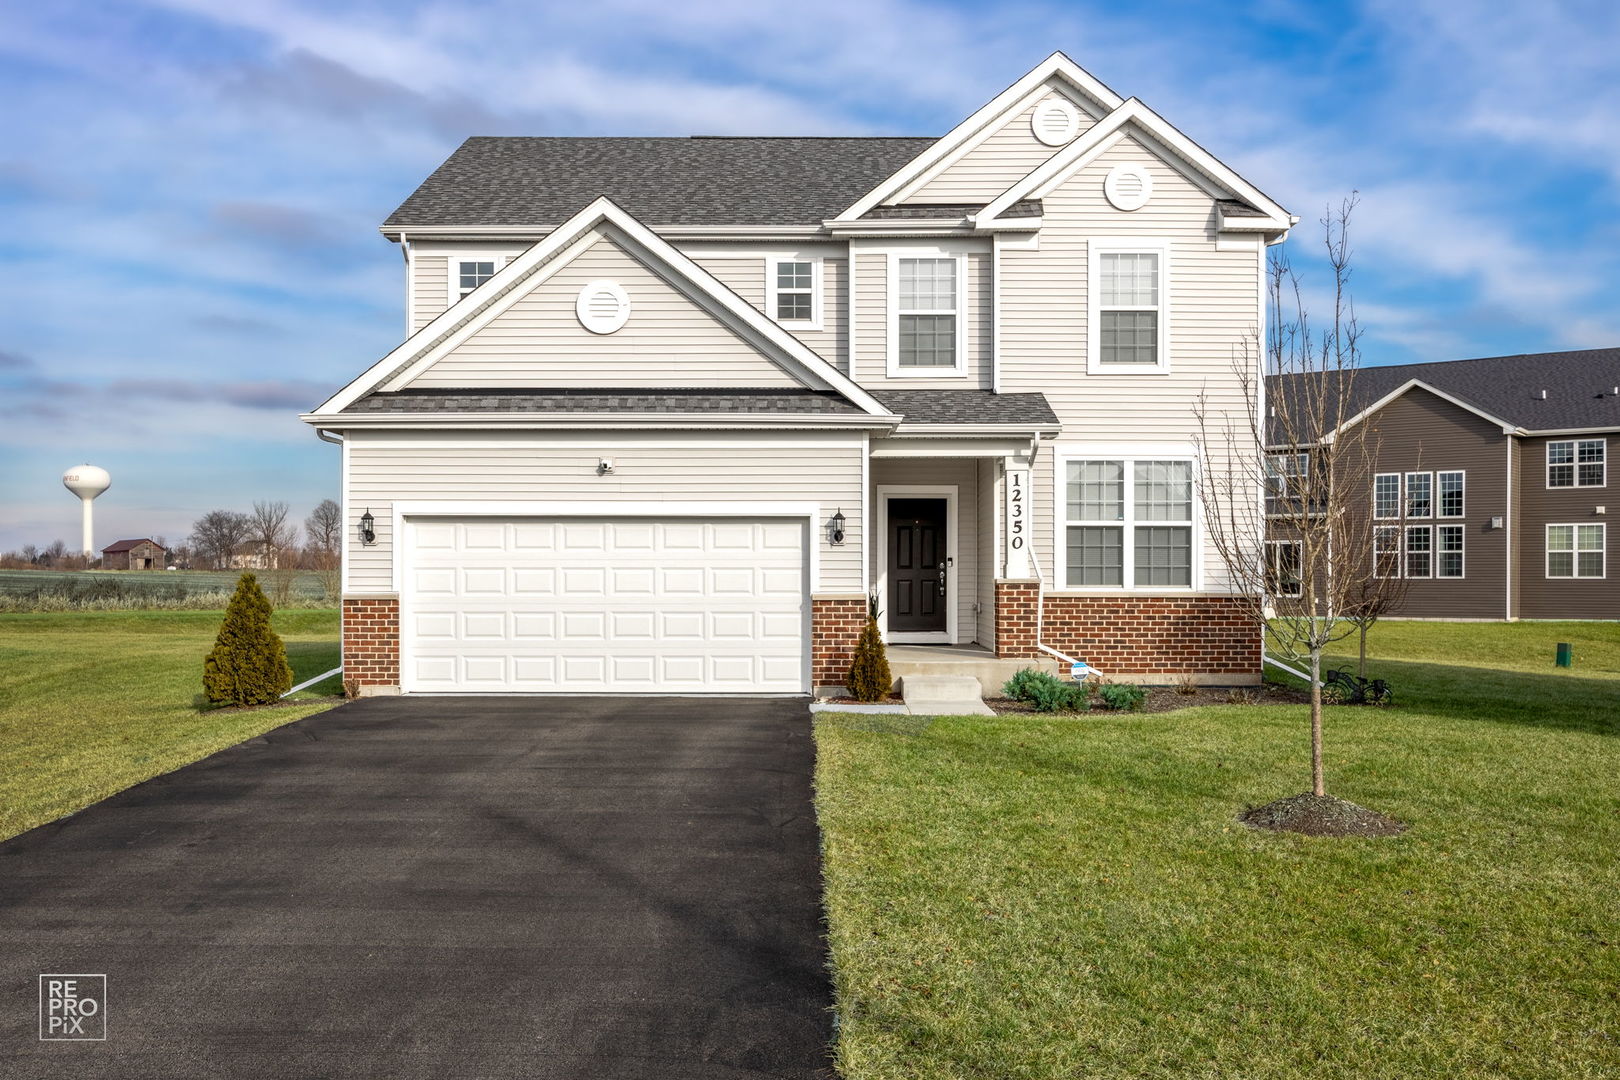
left=1555, top=642, right=1574, bottom=668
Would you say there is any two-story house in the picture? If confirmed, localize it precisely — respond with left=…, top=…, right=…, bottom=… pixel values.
left=1266, top=348, right=1619, bottom=621
left=302, top=53, right=1296, bottom=696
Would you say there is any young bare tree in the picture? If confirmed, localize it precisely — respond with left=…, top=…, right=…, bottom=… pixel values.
left=248, top=500, right=294, bottom=569
left=1195, top=196, right=1407, bottom=799
left=303, top=499, right=341, bottom=564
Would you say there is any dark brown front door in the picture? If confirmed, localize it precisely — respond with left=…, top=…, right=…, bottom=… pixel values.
left=888, top=498, right=947, bottom=634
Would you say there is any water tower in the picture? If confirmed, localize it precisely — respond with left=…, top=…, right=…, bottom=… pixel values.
left=62, top=465, right=111, bottom=556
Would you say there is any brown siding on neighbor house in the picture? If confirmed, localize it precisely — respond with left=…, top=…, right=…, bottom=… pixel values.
left=1350, top=388, right=1512, bottom=619
left=1517, top=435, right=1618, bottom=620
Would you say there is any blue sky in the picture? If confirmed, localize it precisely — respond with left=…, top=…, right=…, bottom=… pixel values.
left=3, top=0, right=1618, bottom=552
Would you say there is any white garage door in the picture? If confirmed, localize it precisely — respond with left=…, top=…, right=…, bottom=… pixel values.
left=402, top=516, right=808, bottom=693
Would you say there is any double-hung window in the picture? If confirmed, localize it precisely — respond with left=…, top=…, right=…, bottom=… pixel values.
left=1373, top=474, right=1401, bottom=519
left=1063, top=456, right=1195, bottom=588
left=1089, top=240, right=1170, bottom=373
left=768, top=258, right=820, bottom=328
left=1373, top=525, right=1401, bottom=578
left=1547, top=439, right=1606, bottom=487
left=1404, top=526, right=1433, bottom=578
left=1437, top=525, right=1465, bottom=578
left=1547, top=524, right=1605, bottom=578
left=892, top=254, right=962, bottom=374
left=1266, top=453, right=1308, bottom=500
left=455, top=259, right=496, bottom=300
left=1404, top=472, right=1432, bottom=518
left=1264, top=540, right=1302, bottom=598
left=1438, top=471, right=1465, bottom=517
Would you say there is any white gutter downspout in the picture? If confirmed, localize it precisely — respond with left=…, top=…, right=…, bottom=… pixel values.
left=316, top=428, right=343, bottom=445
left=1020, top=437, right=1093, bottom=676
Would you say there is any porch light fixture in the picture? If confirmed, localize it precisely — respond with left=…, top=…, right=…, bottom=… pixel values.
left=359, top=508, right=376, bottom=546
left=827, top=508, right=847, bottom=546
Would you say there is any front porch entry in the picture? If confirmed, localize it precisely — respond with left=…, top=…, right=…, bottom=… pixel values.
left=878, top=491, right=954, bottom=643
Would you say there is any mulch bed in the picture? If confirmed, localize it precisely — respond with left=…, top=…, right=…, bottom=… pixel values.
left=820, top=694, right=906, bottom=706
left=986, top=682, right=1309, bottom=716
left=1240, top=792, right=1408, bottom=838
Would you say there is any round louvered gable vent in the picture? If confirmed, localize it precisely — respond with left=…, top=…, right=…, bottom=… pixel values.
left=1103, top=163, right=1153, bottom=211
left=1030, top=98, right=1081, bottom=146
left=576, top=280, right=631, bottom=334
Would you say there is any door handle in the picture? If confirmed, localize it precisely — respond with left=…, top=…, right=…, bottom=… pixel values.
left=937, top=561, right=947, bottom=598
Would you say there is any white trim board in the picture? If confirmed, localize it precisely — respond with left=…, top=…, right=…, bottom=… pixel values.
left=873, top=485, right=960, bottom=644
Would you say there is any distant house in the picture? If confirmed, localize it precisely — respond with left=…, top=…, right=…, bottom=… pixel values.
left=228, top=543, right=279, bottom=571
left=102, top=538, right=167, bottom=571
left=1267, top=347, right=1618, bottom=621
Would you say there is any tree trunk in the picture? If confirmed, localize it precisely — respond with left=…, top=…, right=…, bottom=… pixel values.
left=1358, top=623, right=1368, bottom=679
left=1309, top=647, right=1325, bottom=797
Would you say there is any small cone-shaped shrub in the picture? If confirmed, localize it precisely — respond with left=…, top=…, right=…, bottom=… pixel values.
left=203, top=573, right=293, bottom=706
left=847, top=617, right=893, bottom=702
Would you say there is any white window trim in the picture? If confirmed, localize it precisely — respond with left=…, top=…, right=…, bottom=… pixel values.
left=1052, top=443, right=1202, bottom=591
left=1373, top=524, right=1401, bottom=579
left=1264, top=539, right=1303, bottom=598
left=1436, top=523, right=1466, bottom=579
left=887, top=248, right=968, bottom=378
left=1437, top=470, right=1466, bottom=518
left=444, top=253, right=504, bottom=306
left=1404, top=471, right=1433, bottom=519
left=1266, top=452, right=1309, bottom=499
left=1546, top=438, right=1608, bottom=489
left=1404, top=524, right=1433, bottom=579
left=1373, top=473, right=1401, bottom=520
left=1087, top=237, right=1172, bottom=375
left=1545, top=522, right=1607, bottom=579
left=765, top=256, right=823, bottom=331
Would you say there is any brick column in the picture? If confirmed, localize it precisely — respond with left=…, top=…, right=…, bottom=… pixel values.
left=811, top=595, right=867, bottom=695
left=341, top=595, right=400, bottom=694
left=993, top=579, right=1042, bottom=658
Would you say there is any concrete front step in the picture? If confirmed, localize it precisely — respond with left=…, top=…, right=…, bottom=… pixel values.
left=888, top=650, right=1062, bottom=700
left=897, top=674, right=995, bottom=716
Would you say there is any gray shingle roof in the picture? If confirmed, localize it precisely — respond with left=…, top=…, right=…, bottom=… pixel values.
left=385, top=137, right=936, bottom=228
left=1270, top=347, right=1620, bottom=439
left=344, top=388, right=865, bottom=414
left=1217, top=198, right=1270, bottom=218
left=859, top=199, right=1042, bottom=220
left=872, top=390, right=1058, bottom=426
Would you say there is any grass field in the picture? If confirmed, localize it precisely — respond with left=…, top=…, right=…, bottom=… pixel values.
left=0, top=568, right=334, bottom=609
left=816, top=621, right=1620, bottom=1079
left=0, top=609, right=341, bottom=840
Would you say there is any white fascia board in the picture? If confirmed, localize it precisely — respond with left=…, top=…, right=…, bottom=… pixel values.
left=1520, top=425, right=1620, bottom=436
left=1218, top=213, right=1293, bottom=232
left=832, top=52, right=1124, bottom=224
left=886, top=423, right=1062, bottom=438
left=323, top=197, right=894, bottom=419
left=301, top=411, right=900, bottom=431
left=381, top=223, right=828, bottom=243
left=1323, top=379, right=1520, bottom=441
left=869, top=436, right=1035, bottom=458
left=977, top=98, right=1293, bottom=227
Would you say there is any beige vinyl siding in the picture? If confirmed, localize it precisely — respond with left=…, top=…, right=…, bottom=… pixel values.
left=870, top=457, right=981, bottom=642
left=344, top=430, right=865, bottom=594
left=691, top=254, right=850, bottom=375
left=1000, top=130, right=1265, bottom=590
left=850, top=246, right=993, bottom=389
left=908, top=90, right=1093, bottom=205
left=411, top=256, right=448, bottom=332
left=410, top=231, right=801, bottom=389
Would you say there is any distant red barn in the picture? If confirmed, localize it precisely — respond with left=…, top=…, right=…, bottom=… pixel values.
left=101, top=538, right=167, bottom=571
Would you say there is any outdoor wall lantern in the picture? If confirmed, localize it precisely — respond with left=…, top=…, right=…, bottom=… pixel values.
left=827, top=508, right=847, bottom=546
left=359, top=508, right=376, bottom=546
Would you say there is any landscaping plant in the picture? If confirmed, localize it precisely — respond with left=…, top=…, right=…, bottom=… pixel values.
left=202, top=573, right=294, bottom=706
left=1094, top=682, right=1147, bottom=711
left=1002, top=668, right=1090, bottom=712
left=847, top=594, right=893, bottom=703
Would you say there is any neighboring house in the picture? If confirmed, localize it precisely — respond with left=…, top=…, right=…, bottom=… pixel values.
left=101, top=538, right=166, bottom=571
left=1267, top=347, right=1620, bottom=621
left=302, top=53, right=1297, bottom=696
left=228, top=543, right=280, bottom=571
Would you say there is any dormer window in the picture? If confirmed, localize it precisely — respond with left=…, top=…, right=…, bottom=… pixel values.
left=457, top=259, right=496, bottom=300
left=767, top=258, right=821, bottom=329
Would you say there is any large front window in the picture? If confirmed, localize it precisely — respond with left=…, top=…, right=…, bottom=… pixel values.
left=1548, top=440, right=1606, bottom=488
left=896, top=257, right=959, bottom=369
left=1547, top=524, right=1605, bottom=578
left=1064, top=457, right=1194, bottom=588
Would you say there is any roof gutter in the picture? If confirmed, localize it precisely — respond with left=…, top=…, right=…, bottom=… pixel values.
left=300, top=411, right=901, bottom=431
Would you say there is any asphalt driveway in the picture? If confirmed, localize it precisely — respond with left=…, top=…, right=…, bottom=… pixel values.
left=1, top=696, right=831, bottom=1078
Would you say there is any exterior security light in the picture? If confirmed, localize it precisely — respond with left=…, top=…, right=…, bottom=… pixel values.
left=828, top=508, right=846, bottom=546
left=359, top=508, right=376, bottom=546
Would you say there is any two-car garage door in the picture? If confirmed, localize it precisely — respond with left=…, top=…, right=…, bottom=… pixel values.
left=401, top=516, right=808, bottom=693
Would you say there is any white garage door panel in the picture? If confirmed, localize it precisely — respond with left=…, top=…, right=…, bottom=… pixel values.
left=404, top=518, right=807, bottom=693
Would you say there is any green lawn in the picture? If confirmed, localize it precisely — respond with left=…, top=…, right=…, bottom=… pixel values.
left=817, top=621, right=1620, bottom=1079
left=0, top=609, right=342, bottom=840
